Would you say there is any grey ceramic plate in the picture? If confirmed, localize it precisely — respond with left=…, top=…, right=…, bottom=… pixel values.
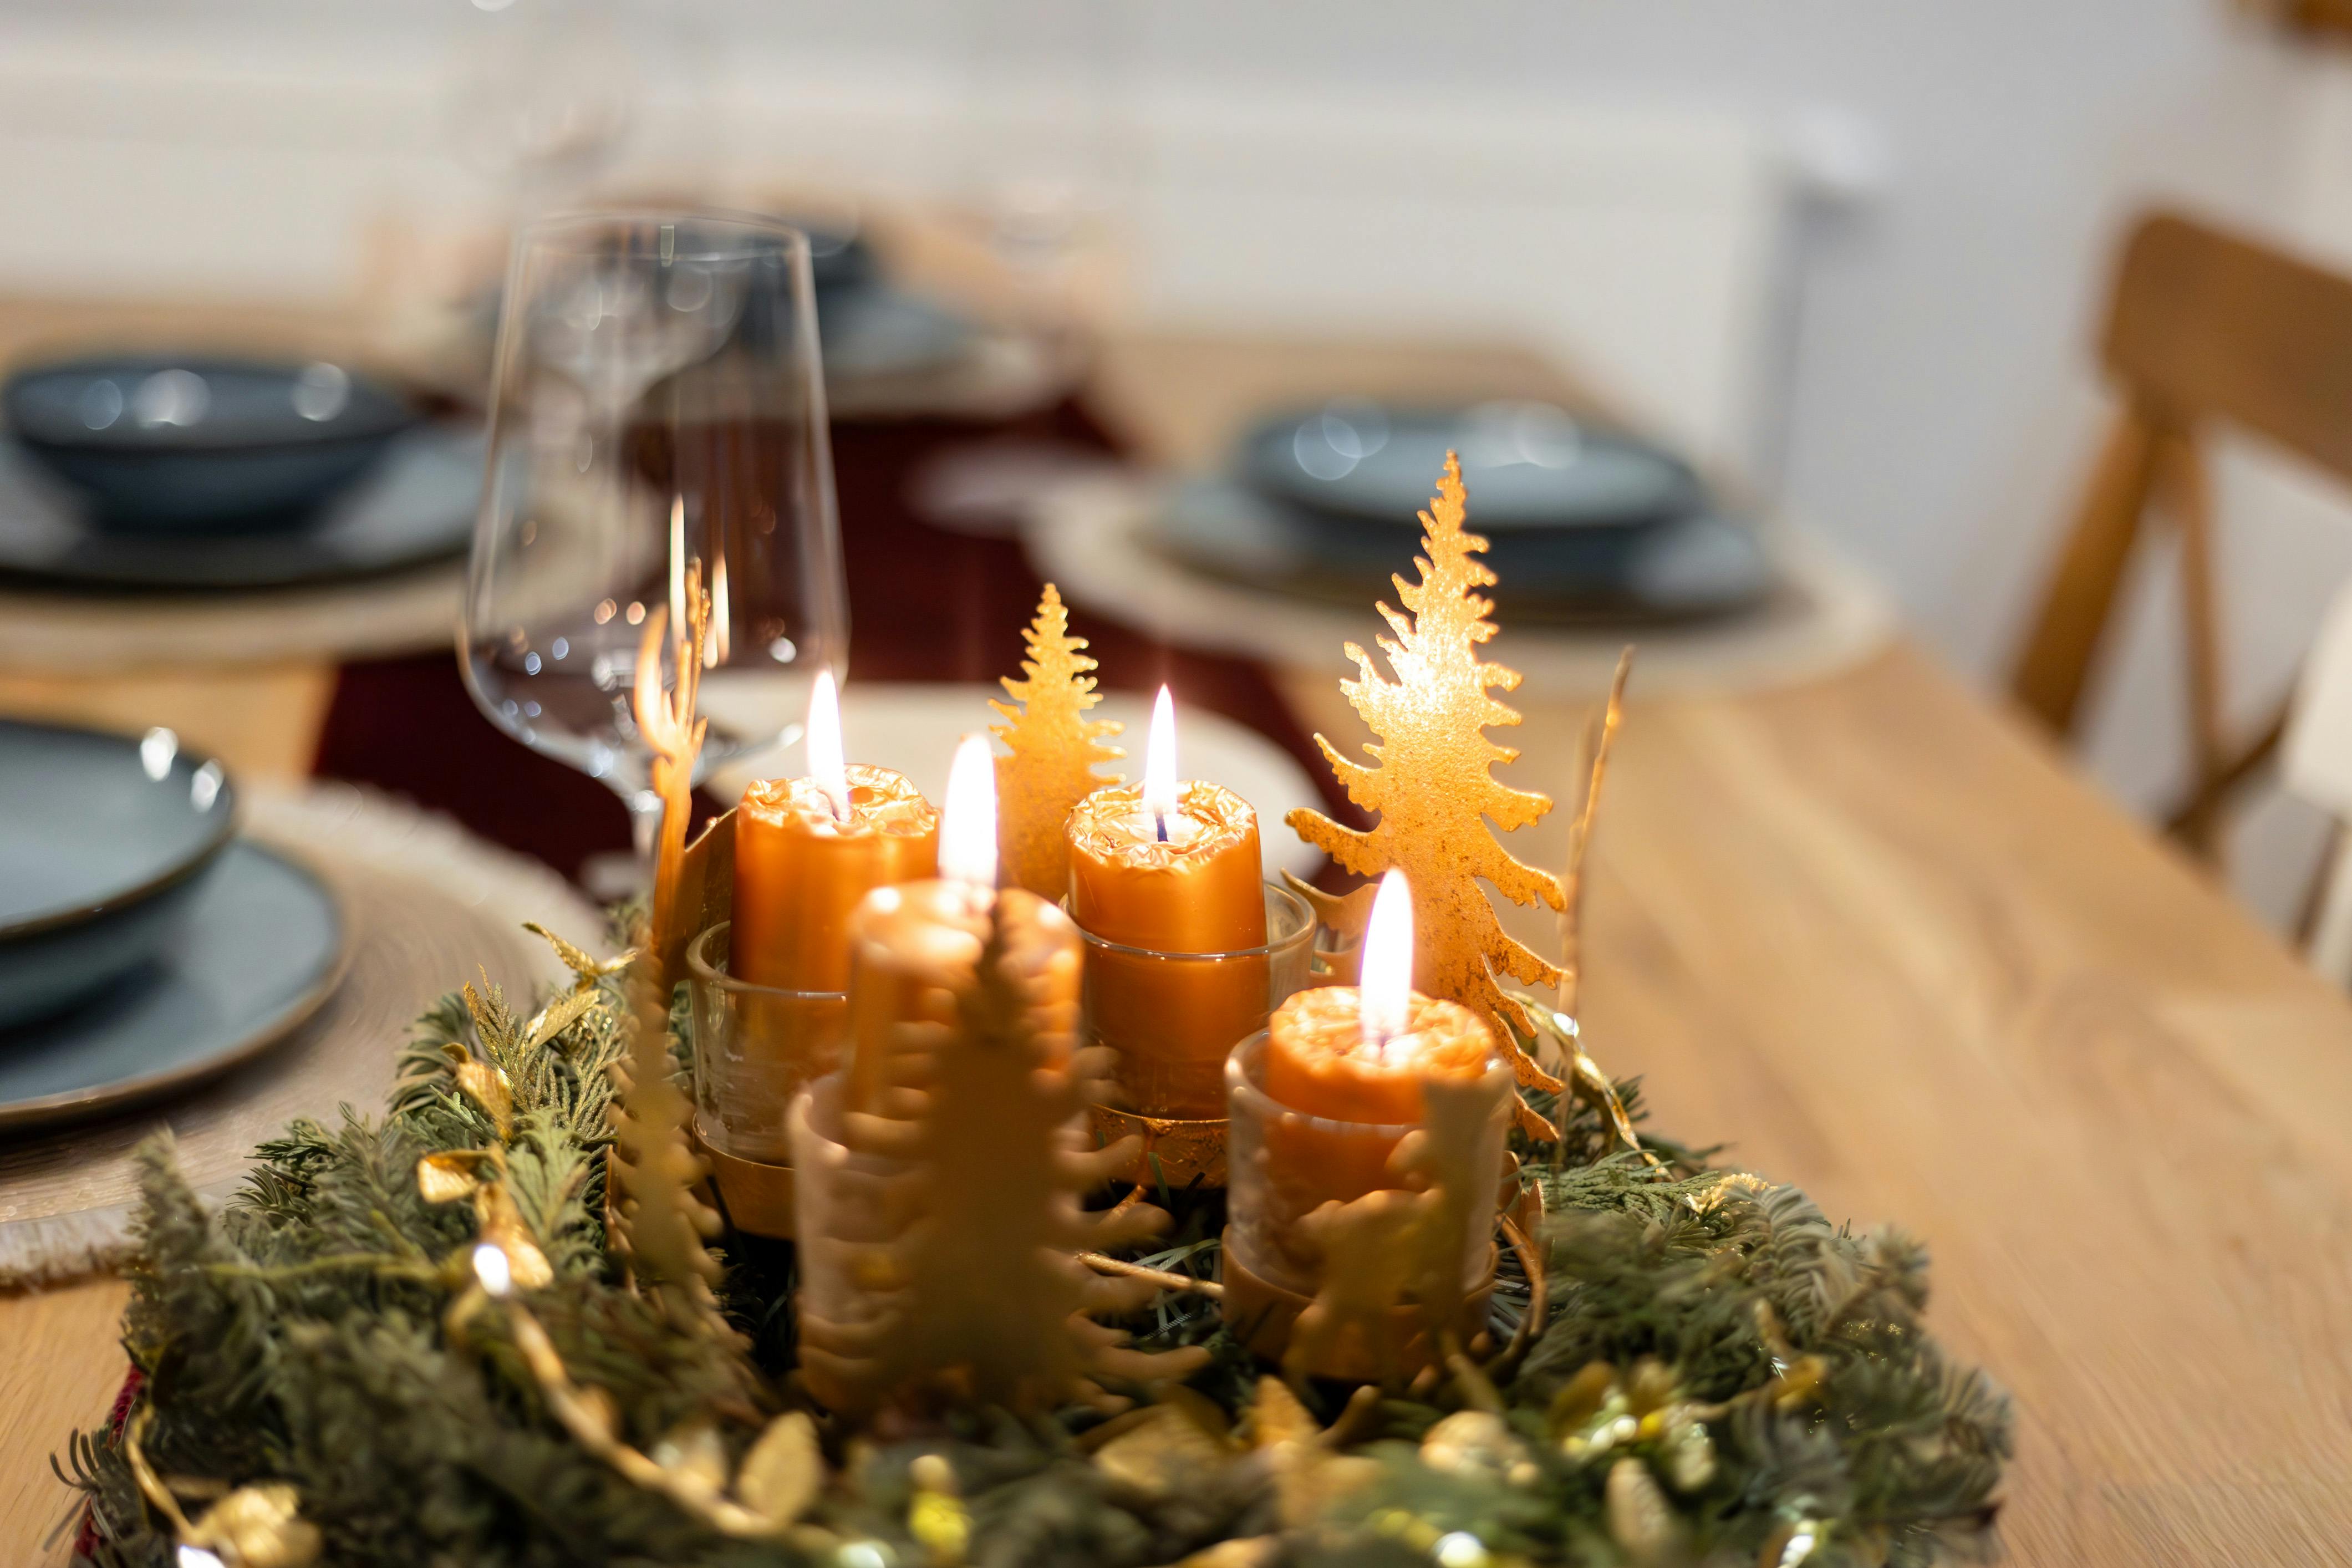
left=0, top=719, right=238, bottom=1029
left=1242, top=401, right=1708, bottom=532
left=1153, top=476, right=1773, bottom=625
left=0, top=841, right=346, bottom=1132
left=0, top=423, right=482, bottom=590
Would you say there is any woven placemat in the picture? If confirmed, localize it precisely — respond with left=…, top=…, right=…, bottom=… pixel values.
left=1026, top=477, right=1896, bottom=699
left=0, top=782, right=603, bottom=1287
left=0, top=562, right=461, bottom=674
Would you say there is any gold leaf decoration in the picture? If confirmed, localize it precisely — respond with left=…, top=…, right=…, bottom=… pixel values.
left=990, top=583, right=1124, bottom=900
left=452, top=1060, right=515, bottom=1141
left=185, top=1484, right=323, bottom=1568
left=648, top=1420, right=731, bottom=1501
left=1285, top=453, right=1567, bottom=1137
left=734, top=1412, right=822, bottom=1527
left=477, top=1184, right=554, bottom=1291
left=798, top=896, right=1208, bottom=1416
left=1090, top=1389, right=1234, bottom=1502
left=416, top=1151, right=488, bottom=1205
left=525, top=921, right=635, bottom=990
left=1244, top=1377, right=1383, bottom=1529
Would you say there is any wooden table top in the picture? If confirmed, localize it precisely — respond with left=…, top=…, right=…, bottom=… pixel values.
left=5, top=315, right=2349, bottom=1566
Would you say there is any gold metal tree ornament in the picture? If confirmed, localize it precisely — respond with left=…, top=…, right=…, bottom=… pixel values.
left=1286, top=453, right=1569, bottom=1136
left=991, top=583, right=1124, bottom=900
left=797, top=898, right=1209, bottom=1416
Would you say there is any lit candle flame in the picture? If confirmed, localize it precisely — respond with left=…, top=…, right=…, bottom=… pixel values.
left=706, top=552, right=730, bottom=668
left=939, top=732, right=998, bottom=892
left=1143, top=685, right=1180, bottom=836
left=668, top=496, right=686, bottom=634
left=806, top=669, right=850, bottom=821
left=1359, top=868, right=1413, bottom=1047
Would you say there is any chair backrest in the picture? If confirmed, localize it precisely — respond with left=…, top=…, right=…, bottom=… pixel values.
left=2010, top=211, right=2352, bottom=863
left=2283, top=580, right=2352, bottom=981
left=2104, top=211, right=2352, bottom=483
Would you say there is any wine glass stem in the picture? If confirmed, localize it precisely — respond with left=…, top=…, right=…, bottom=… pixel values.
left=627, top=788, right=664, bottom=867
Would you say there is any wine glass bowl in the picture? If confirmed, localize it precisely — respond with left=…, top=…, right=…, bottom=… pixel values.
left=463, top=211, right=847, bottom=866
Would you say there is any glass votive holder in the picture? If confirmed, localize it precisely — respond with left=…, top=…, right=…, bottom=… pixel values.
left=686, top=920, right=848, bottom=1237
left=787, top=1069, right=907, bottom=1416
left=1077, top=880, right=1318, bottom=1185
left=1221, top=1029, right=1511, bottom=1379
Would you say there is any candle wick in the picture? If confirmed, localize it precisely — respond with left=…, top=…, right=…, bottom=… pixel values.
left=1155, top=811, right=1168, bottom=844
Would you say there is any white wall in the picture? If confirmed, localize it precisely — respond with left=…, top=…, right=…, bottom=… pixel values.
left=8, top=0, right=2351, bottom=924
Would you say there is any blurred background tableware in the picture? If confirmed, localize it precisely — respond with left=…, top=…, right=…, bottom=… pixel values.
left=0, top=423, right=480, bottom=590
left=0, top=719, right=237, bottom=1030
left=1242, top=401, right=1708, bottom=532
left=462, top=210, right=849, bottom=881
left=2, top=355, right=417, bottom=532
left=1137, top=396, right=1774, bottom=626
left=0, top=839, right=345, bottom=1133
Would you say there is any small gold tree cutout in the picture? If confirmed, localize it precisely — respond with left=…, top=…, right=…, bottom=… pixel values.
left=991, top=584, right=1125, bottom=900
left=1286, top=454, right=1567, bottom=1136
left=1285, top=1070, right=1500, bottom=1384
left=798, top=899, right=1208, bottom=1415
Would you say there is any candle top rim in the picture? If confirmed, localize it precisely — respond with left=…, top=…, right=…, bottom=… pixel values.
left=1269, top=985, right=1494, bottom=1078
left=743, top=765, right=939, bottom=838
left=1067, top=778, right=1257, bottom=864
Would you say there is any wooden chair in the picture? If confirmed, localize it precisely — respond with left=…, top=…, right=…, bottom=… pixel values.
left=2283, top=581, right=2352, bottom=982
left=2010, top=210, right=2352, bottom=861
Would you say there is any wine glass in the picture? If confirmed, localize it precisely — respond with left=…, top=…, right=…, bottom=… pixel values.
left=463, top=210, right=848, bottom=880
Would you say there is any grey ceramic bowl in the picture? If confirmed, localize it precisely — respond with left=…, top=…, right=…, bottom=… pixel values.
left=2, top=355, right=416, bottom=533
left=0, top=720, right=238, bottom=1030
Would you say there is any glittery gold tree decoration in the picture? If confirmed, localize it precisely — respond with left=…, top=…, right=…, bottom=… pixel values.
left=798, top=900, right=1208, bottom=1415
left=1286, top=453, right=1567, bottom=1136
left=991, top=583, right=1124, bottom=899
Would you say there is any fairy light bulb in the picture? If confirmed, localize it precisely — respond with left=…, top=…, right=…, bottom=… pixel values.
left=806, top=670, right=849, bottom=821
left=1358, top=868, right=1414, bottom=1048
left=938, top=732, right=998, bottom=892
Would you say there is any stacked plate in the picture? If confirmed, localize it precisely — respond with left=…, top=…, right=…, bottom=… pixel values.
left=0, top=720, right=345, bottom=1132
left=0, top=354, right=481, bottom=592
left=1148, top=400, right=1773, bottom=624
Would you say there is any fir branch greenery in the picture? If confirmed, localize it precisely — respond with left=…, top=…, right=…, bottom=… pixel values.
left=64, top=933, right=2008, bottom=1568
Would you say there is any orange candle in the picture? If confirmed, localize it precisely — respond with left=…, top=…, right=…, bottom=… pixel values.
left=1261, top=872, right=1496, bottom=1205
left=1067, top=687, right=1267, bottom=1118
left=843, top=734, right=1080, bottom=1116
left=731, top=672, right=940, bottom=992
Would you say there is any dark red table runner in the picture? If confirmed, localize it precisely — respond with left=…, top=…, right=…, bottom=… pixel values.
left=313, top=399, right=1359, bottom=883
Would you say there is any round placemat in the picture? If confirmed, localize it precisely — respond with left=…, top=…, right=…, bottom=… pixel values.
left=0, top=564, right=462, bottom=673
left=1026, top=477, right=1896, bottom=699
left=0, top=782, right=604, bottom=1286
